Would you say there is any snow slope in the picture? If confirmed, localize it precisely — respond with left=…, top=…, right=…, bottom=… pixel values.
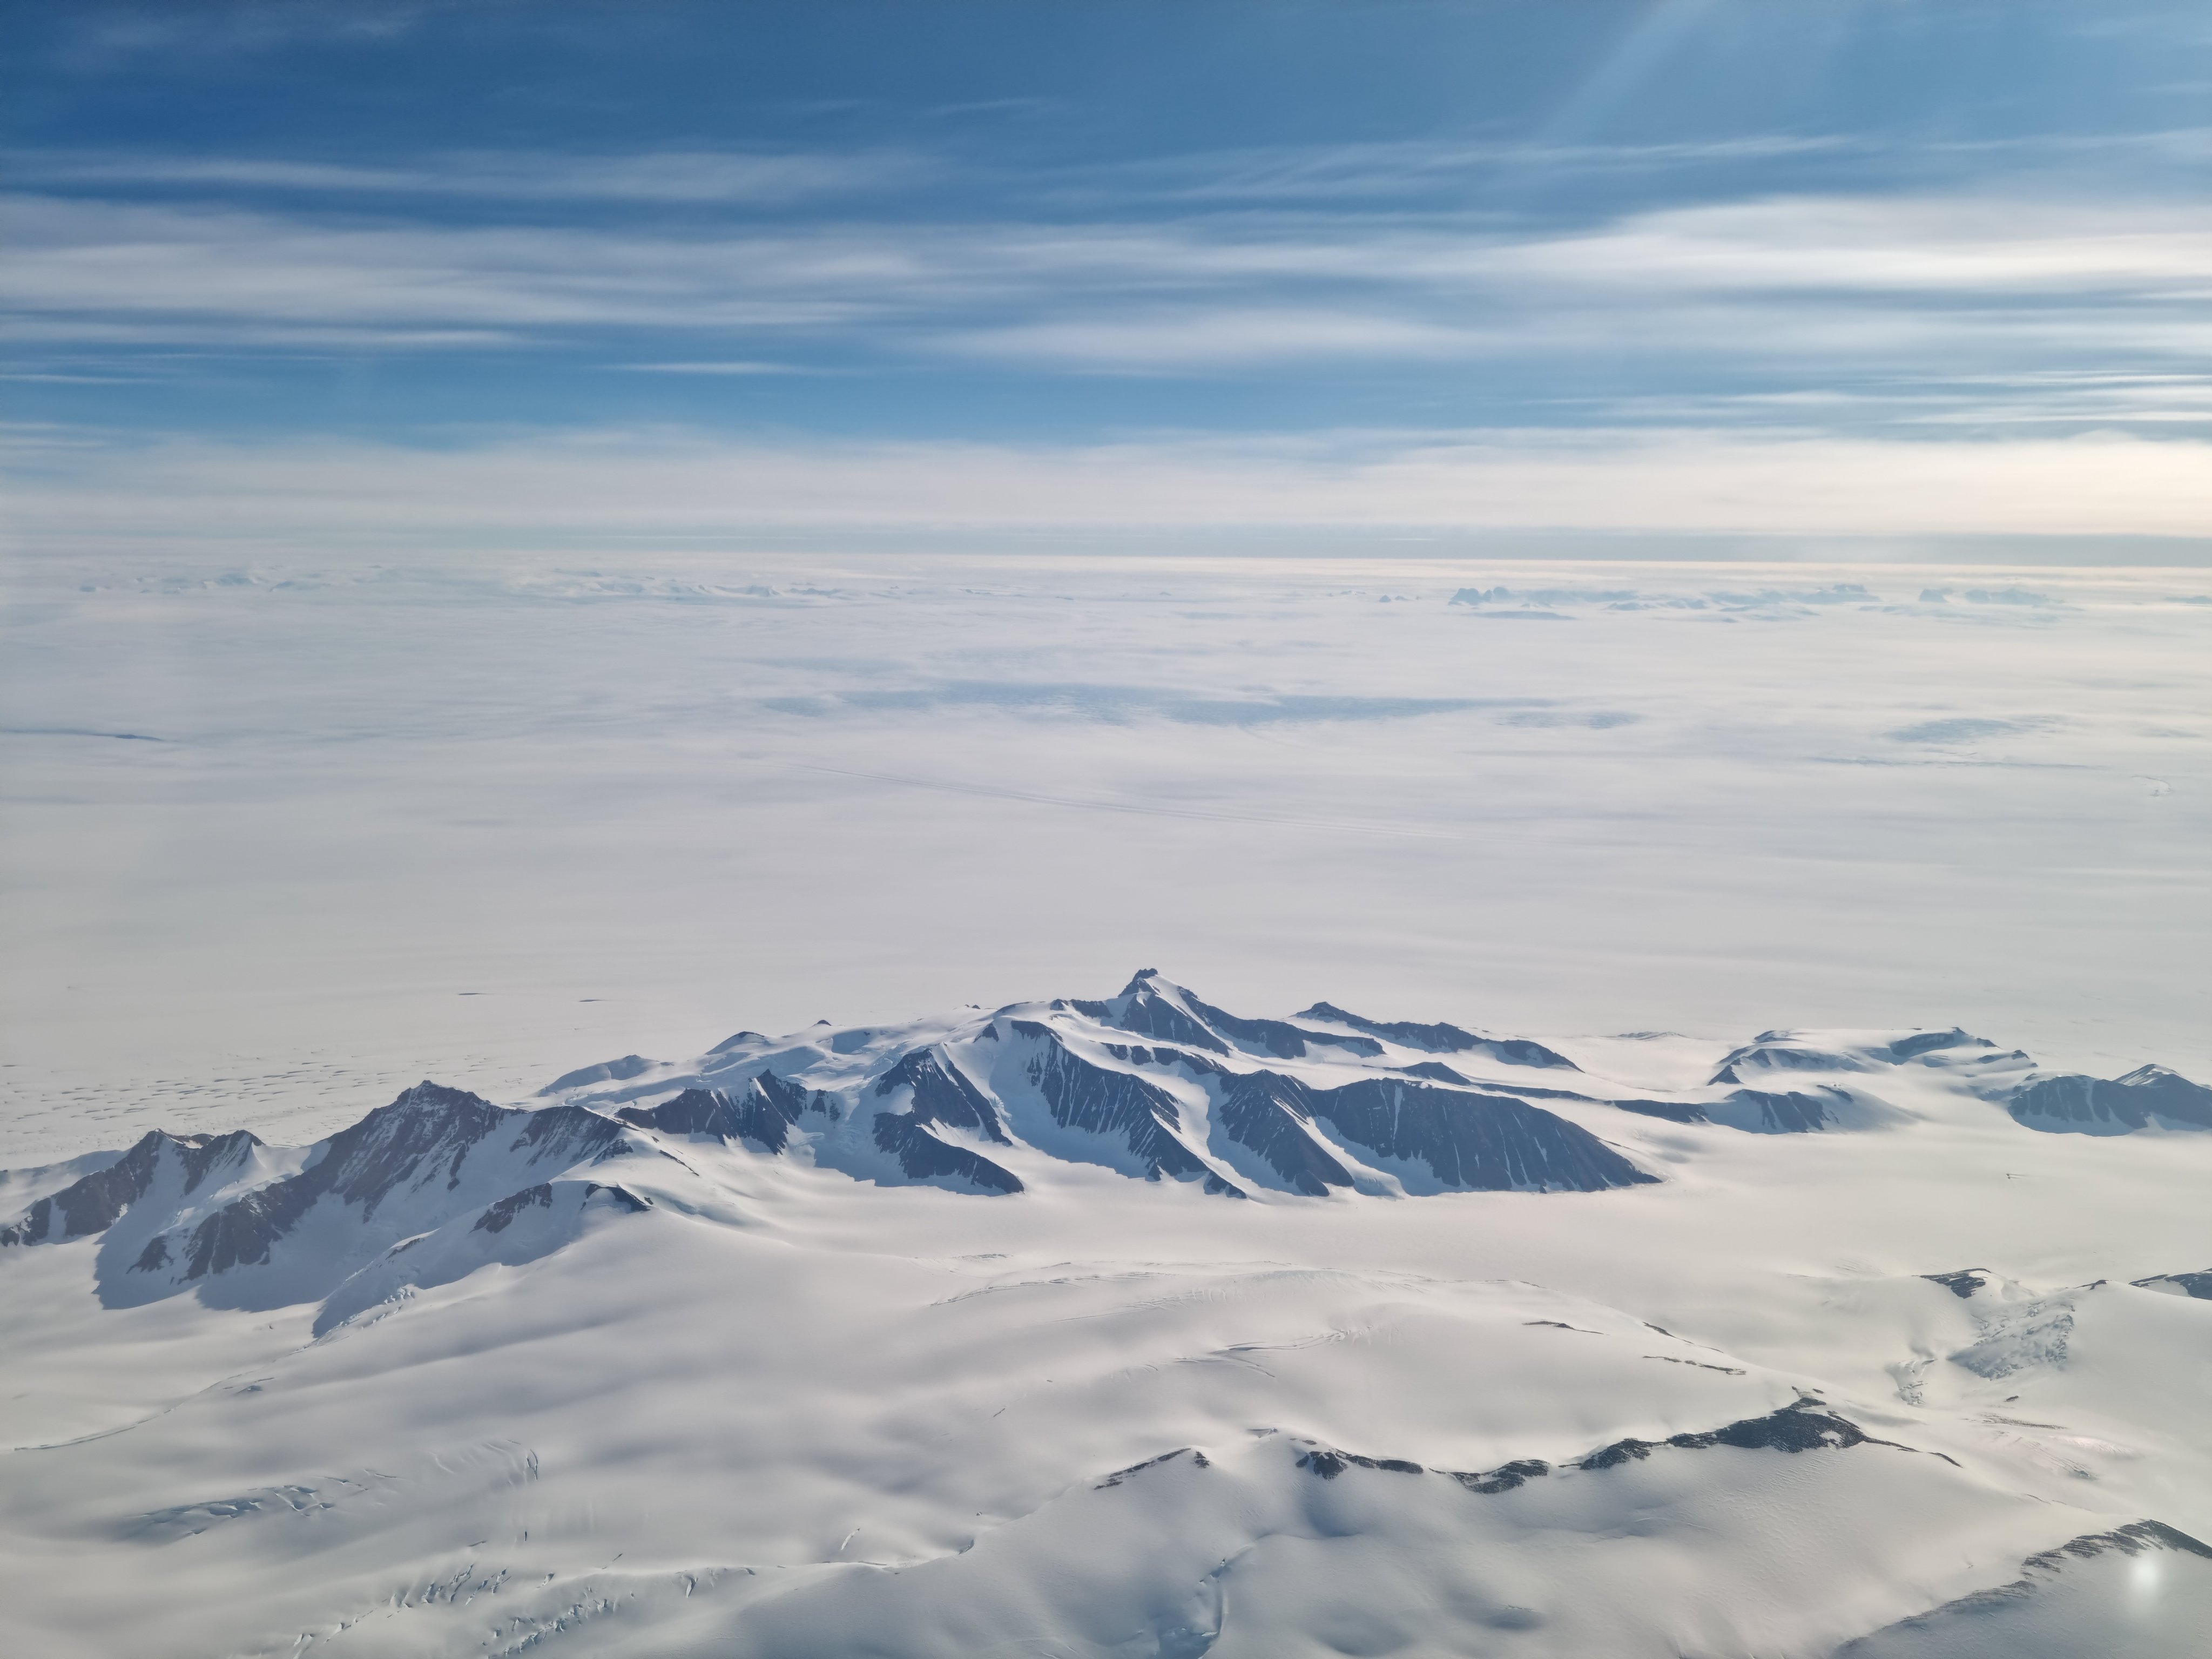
left=3, top=973, right=2208, bottom=1657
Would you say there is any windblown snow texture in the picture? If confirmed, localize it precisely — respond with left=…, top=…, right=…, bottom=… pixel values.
left=5, top=976, right=2211, bottom=1659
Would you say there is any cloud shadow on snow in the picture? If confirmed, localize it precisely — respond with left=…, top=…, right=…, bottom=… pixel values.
left=762, top=682, right=1542, bottom=726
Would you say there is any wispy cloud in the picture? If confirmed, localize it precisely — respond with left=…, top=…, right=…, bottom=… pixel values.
left=6, top=148, right=929, bottom=205
left=5, top=425, right=2207, bottom=547
left=5, top=187, right=2207, bottom=387
left=618, top=361, right=809, bottom=376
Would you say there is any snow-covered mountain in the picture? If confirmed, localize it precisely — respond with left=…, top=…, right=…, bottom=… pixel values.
left=3, top=972, right=2208, bottom=1658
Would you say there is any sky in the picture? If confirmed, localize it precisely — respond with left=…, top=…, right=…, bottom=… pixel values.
left=2, top=4, right=2209, bottom=1129
left=3, top=0, right=2210, bottom=551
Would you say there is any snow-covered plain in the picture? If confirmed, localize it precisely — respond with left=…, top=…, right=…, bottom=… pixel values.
left=2, top=550, right=2207, bottom=1158
left=3, top=550, right=2209, bottom=1655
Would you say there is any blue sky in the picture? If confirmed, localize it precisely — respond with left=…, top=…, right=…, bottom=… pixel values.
left=4, top=1, right=2209, bottom=544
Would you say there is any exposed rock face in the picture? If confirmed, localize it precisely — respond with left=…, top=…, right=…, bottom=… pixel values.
left=1077, top=973, right=1381, bottom=1062
left=1298, top=1001, right=1577, bottom=1068
left=32, top=973, right=2196, bottom=1330
left=869, top=1115, right=1024, bottom=1195
left=1218, top=1070, right=1656, bottom=1193
left=1579, top=1402, right=1883, bottom=1470
left=1710, top=1042, right=1872, bottom=1084
left=1886, top=1028, right=1994, bottom=1061
left=2009, top=1064, right=2212, bottom=1132
left=874, top=1049, right=1011, bottom=1143
left=1013, top=1023, right=1217, bottom=1185
left=1213, top=1071, right=1357, bottom=1195
left=1923, top=1268, right=1992, bottom=1299
left=147, top=1083, right=624, bottom=1284
left=618, top=1076, right=818, bottom=1153
left=871, top=1049, right=1024, bottom=1195
left=1070, top=974, right=1228, bottom=1055
left=0, top=1129, right=261, bottom=1247
left=1832, top=1520, right=2212, bottom=1656
left=1285, top=1402, right=1896, bottom=1495
left=473, top=1182, right=555, bottom=1234
left=1715, top=1088, right=1837, bottom=1133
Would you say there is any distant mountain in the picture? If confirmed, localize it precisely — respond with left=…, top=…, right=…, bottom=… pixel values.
left=2007, top=1064, right=2212, bottom=1133
left=5, top=975, right=2204, bottom=1334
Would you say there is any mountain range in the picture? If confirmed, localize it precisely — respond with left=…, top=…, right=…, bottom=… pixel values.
left=2, top=972, right=2207, bottom=1658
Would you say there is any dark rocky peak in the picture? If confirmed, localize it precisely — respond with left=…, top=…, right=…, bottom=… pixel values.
left=538, top=1054, right=658, bottom=1096
left=708, top=1029, right=771, bottom=1054
left=2009, top=1064, right=2212, bottom=1132
left=1923, top=1268, right=1993, bottom=1299
left=1, top=1128, right=263, bottom=1248
left=1710, top=1042, right=1872, bottom=1085
left=1400, top=1060, right=1471, bottom=1085
left=1579, top=1401, right=1886, bottom=1470
left=874, top=1049, right=1009, bottom=1144
left=1084, top=973, right=1383, bottom=1061
left=1450, top=1458, right=1552, bottom=1494
left=321, top=1084, right=620, bottom=1217
left=1713, top=1088, right=1842, bottom=1134
left=129, top=1085, right=627, bottom=1290
left=1014, top=1026, right=1222, bottom=1189
left=868, top=1112, right=1023, bottom=1196
left=1293, top=1075, right=1655, bottom=1192
left=1194, top=1067, right=1651, bottom=1195
left=474, top=1183, right=555, bottom=1234
left=1095, top=1447, right=1211, bottom=1489
left=1082, top=975, right=1230, bottom=1055
left=1297, top=1002, right=1577, bottom=1070
left=1886, top=1028, right=1996, bottom=1061
left=1287, top=1402, right=1885, bottom=1499
left=1294, top=1443, right=1425, bottom=1479
left=869, top=1048, right=1023, bottom=1196
left=1213, top=1071, right=1356, bottom=1196
left=1182, top=988, right=1382, bottom=1061
left=618, top=1076, right=813, bottom=1154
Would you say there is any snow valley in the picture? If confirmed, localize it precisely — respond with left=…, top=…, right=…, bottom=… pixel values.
left=3, top=970, right=2208, bottom=1658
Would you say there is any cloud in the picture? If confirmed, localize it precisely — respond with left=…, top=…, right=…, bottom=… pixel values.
left=619, top=361, right=807, bottom=376
left=7, top=149, right=928, bottom=205
left=937, top=309, right=1492, bottom=369
left=4, top=185, right=2207, bottom=397
left=5, top=425, right=2207, bottom=548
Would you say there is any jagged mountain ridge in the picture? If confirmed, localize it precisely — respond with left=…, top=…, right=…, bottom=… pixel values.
left=5, top=972, right=2207, bottom=1335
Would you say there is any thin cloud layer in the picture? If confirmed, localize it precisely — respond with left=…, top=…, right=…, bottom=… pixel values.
left=8, top=426, right=2207, bottom=544
left=4, top=184, right=2208, bottom=410
left=6, top=0, right=2211, bottom=547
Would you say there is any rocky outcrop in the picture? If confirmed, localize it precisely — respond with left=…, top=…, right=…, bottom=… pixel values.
left=1298, top=1001, right=1577, bottom=1068
left=617, top=1075, right=824, bottom=1154
left=871, top=1048, right=1023, bottom=1195
left=2009, top=1064, right=2212, bottom=1132
left=150, top=1083, right=624, bottom=1284
left=1, top=1129, right=261, bottom=1248
left=1013, top=1024, right=1219, bottom=1186
left=1217, top=1070, right=1654, bottom=1193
